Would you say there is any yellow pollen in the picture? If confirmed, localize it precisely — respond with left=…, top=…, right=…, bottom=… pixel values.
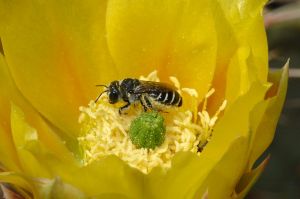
left=78, top=71, right=226, bottom=174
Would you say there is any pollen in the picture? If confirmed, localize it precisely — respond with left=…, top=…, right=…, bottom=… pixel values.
left=78, top=71, right=226, bottom=174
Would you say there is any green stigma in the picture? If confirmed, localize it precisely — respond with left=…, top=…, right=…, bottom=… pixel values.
left=129, top=111, right=166, bottom=149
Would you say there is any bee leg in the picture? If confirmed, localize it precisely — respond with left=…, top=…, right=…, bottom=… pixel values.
left=143, top=96, right=153, bottom=111
left=141, top=96, right=152, bottom=111
left=119, top=102, right=131, bottom=115
left=139, top=99, right=148, bottom=112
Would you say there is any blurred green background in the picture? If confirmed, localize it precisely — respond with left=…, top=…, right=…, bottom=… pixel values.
left=247, top=0, right=300, bottom=198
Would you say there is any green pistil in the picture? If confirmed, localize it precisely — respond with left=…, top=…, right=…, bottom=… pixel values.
left=129, top=111, right=166, bottom=149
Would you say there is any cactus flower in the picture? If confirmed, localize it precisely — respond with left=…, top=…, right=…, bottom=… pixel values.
left=0, top=0, right=288, bottom=198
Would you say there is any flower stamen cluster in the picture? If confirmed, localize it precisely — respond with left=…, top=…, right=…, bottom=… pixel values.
left=78, top=71, right=226, bottom=174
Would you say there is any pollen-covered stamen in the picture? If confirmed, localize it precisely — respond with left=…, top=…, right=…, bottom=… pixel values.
left=140, top=71, right=160, bottom=82
left=169, top=76, right=181, bottom=91
left=197, top=89, right=227, bottom=151
left=78, top=71, right=226, bottom=174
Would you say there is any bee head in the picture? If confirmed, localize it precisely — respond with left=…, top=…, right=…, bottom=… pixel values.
left=108, top=81, right=120, bottom=104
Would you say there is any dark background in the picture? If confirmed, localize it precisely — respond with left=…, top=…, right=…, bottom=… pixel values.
left=247, top=0, right=300, bottom=198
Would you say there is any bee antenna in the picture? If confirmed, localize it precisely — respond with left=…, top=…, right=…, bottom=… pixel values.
left=95, top=84, right=108, bottom=88
left=95, top=90, right=108, bottom=103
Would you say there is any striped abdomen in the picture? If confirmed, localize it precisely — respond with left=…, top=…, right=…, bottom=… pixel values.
left=149, top=91, right=182, bottom=107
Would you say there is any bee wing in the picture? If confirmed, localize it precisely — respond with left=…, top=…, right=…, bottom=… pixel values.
left=133, top=81, right=176, bottom=94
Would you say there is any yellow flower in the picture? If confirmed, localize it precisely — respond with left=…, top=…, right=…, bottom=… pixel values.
left=0, top=0, right=288, bottom=198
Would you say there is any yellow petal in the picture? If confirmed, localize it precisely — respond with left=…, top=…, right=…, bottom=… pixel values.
left=248, top=61, right=288, bottom=169
left=193, top=137, right=248, bottom=199
left=209, top=0, right=268, bottom=111
left=31, top=156, right=144, bottom=198
left=36, top=176, right=133, bottom=199
left=0, top=55, right=22, bottom=171
left=10, top=103, right=77, bottom=178
left=4, top=104, right=143, bottom=198
left=148, top=140, right=249, bottom=199
left=106, top=0, right=218, bottom=99
left=0, top=0, right=116, bottom=137
left=0, top=126, right=20, bottom=171
left=146, top=151, right=217, bottom=199
left=92, top=194, right=130, bottom=199
left=225, top=46, right=252, bottom=103
left=235, top=155, right=270, bottom=198
left=217, top=0, right=268, bottom=82
left=0, top=53, right=77, bottom=171
left=194, top=62, right=286, bottom=198
left=146, top=80, right=268, bottom=198
left=35, top=178, right=86, bottom=199
left=224, top=46, right=272, bottom=108
left=64, top=157, right=144, bottom=198
left=0, top=54, right=11, bottom=132
left=10, top=103, right=52, bottom=177
left=192, top=83, right=268, bottom=198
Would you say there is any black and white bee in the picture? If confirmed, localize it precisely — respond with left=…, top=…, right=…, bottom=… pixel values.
left=95, top=78, right=182, bottom=114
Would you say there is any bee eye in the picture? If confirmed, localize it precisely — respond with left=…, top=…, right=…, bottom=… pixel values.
left=109, top=91, right=119, bottom=104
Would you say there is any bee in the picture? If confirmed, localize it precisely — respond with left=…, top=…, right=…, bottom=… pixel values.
left=95, top=78, right=182, bottom=114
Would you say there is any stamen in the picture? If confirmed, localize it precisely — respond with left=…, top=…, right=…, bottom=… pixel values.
left=197, top=93, right=227, bottom=151
left=140, top=70, right=160, bottom=82
left=169, top=76, right=181, bottom=90
left=202, top=88, right=215, bottom=112
left=182, top=88, right=199, bottom=98
left=78, top=71, right=226, bottom=174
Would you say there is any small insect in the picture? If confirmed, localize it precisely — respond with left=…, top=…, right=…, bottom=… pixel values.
left=95, top=78, right=183, bottom=114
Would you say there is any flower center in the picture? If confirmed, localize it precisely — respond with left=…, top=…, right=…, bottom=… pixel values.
left=78, top=71, right=226, bottom=174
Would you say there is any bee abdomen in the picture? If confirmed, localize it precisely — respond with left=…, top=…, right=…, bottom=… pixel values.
left=150, top=91, right=182, bottom=107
